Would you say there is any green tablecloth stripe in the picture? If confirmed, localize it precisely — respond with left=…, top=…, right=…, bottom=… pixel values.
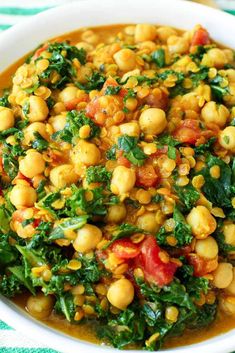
left=0, top=24, right=12, bottom=30
left=0, top=349, right=58, bottom=353
left=0, top=321, right=12, bottom=330
left=225, top=9, right=235, bottom=15
left=0, top=7, right=51, bottom=16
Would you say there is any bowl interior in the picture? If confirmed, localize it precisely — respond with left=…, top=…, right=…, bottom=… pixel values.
left=1, top=0, right=235, bottom=352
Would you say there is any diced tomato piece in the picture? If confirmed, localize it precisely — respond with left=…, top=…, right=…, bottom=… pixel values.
left=86, top=98, right=100, bottom=119
left=102, top=77, right=127, bottom=97
left=187, top=253, right=218, bottom=277
left=136, top=165, right=158, bottom=188
left=143, top=90, right=169, bottom=110
left=173, top=119, right=201, bottom=144
left=102, top=77, right=119, bottom=91
left=65, top=96, right=89, bottom=111
left=117, top=156, right=131, bottom=168
left=191, top=28, right=210, bottom=47
left=135, top=235, right=178, bottom=287
left=32, top=44, right=49, bottom=60
left=12, top=172, right=32, bottom=185
left=111, top=238, right=140, bottom=259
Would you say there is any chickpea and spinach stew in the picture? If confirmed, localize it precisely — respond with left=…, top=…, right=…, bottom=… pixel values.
left=0, top=22, right=235, bottom=351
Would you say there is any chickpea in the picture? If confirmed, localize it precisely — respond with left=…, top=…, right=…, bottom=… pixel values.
left=71, top=140, right=101, bottom=166
left=226, top=69, right=235, bottom=84
left=10, top=184, right=37, bottom=208
left=26, top=293, right=54, bottom=320
left=49, top=114, right=66, bottom=132
left=59, top=86, right=78, bottom=103
left=110, top=166, right=136, bottom=195
left=206, top=48, right=228, bottom=69
left=50, top=164, right=79, bottom=189
left=212, top=262, right=233, bottom=289
left=119, top=122, right=140, bottom=137
left=106, top=203, right=127, bottom=224
left=19, top=151, right=45, bottom=178
left=0, top=107, right=14, bottom=131
left=24, top=122, right=48, bottom=142
left=224, top=84, right=235, bottom=106
left=73, top=224, right=102, bottom=253
left=76, top=41, right=93, bottom=52
left=157, top=26, right=177, bottom=43
left=167, top=35, right=189, bottom=55
left=195, top=236, right=218, bottom=260
left=181, top=93, right=200, bottom=113
left=139, top=108, right=167, bottom=135
left=219, top=126, right=235, bottom=152
left=28, top=96, right=49, bottom=122
left=201, top=101, right=229, bottom=127
left=223, top=223, right=235, bottom=247
left=226, top=268, right=235, bottom=295
left=186, top=206, right=217, bottom=239
left=114, top=49, right=136, bottom=72
left=107, top=278, right=134, bottom=310
left=137, top=212, right=159, bottom=233
left=134, top=24, right=156, bottom=42
left=220, top=296, right=235, bottom=315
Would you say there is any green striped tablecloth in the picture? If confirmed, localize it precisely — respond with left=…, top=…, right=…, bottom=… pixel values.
left=0, top=0, right=235, bottom=352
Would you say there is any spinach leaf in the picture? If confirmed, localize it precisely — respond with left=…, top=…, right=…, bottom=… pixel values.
left=117, top=135, right=147, bottom=166
left=174, top=184, right=200, bottom=211
left=209, top=74, right=230, bottom=102
left=103, top=223, right=144, bottom=249
left=106, top=145, right=117, bottom=160
left=53, top=110, right=100, bottom=144
left=104, top=86, right=121, bottom=95
left=55, top=293, right=76, bottom=322
left=0, top=273, right=23, bottom=297
left=76, top=72, right=106, bottom=92
left=194, top=137, right=216, bottom=155
left=199, top=154, right=233, bottom=209
left=39, top=42, right=86, bottom=89
left=8, top=265, right=35, bottom=295
left=152, top=49, right=165, bottom=68
left=48, top=216, right=88, bottom=241
left=157, top=207, right=192, bottom=247
left=0, top=92, right=10, bottom=107
left=32, top=132, right=49, bottom=151
left=86, top=165, right=112, bottom=186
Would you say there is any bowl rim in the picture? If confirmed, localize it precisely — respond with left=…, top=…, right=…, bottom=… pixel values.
left=1, top=0, right=235, bottom=352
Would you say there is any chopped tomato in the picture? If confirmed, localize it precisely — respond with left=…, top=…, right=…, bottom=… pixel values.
left=111, top=238, right=140, bottom=259
left=143, top=90, right=169, bottom=110
left=116, top=151, right=131, bottom=167
left=135, top=235, right=178, bottom=287
left=187, top=253, right=218, bottom=277
left=136, top=165, right=158, bottom=188
left=102, top=77, right=127, bottom=97
left=191, top=28, right=210, bottom=47
left=13, top=172, right=32, bottom=185
left=65, top=96, right=89, bottom=111
left=173, top=119, right=201, bottom=144
left=86, top=98, right=101, bottom=119
left=32, top=44, right=48, bottom=60
left=117, top=156, right=131, bottom=168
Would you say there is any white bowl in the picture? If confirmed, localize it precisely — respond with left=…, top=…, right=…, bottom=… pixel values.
left=1, top=0, right=235, bottom=352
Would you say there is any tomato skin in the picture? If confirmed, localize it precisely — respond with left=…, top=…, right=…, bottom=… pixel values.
left=187, top=253, right=218, bottom=277
left=191, top=28, right=210, bottom=46
left=111, top=239, right=140, bottom=259
left=117, top=156, right=131, bottom=168
left=135, top=235, right=178, bottom=287
left=65, top=96, right=88, bottom=111
left=136, top=165, right=158, bottom=188
left=173, top=119, right=201, bottom=144
left=143, top=90, right=169, bottom=110
left=32, top=44, right=48, bottom=60
left=102, top=77, right=127, bottom=97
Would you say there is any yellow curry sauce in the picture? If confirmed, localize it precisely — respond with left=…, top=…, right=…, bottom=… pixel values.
left=0, top=24, right=235, bottom=350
